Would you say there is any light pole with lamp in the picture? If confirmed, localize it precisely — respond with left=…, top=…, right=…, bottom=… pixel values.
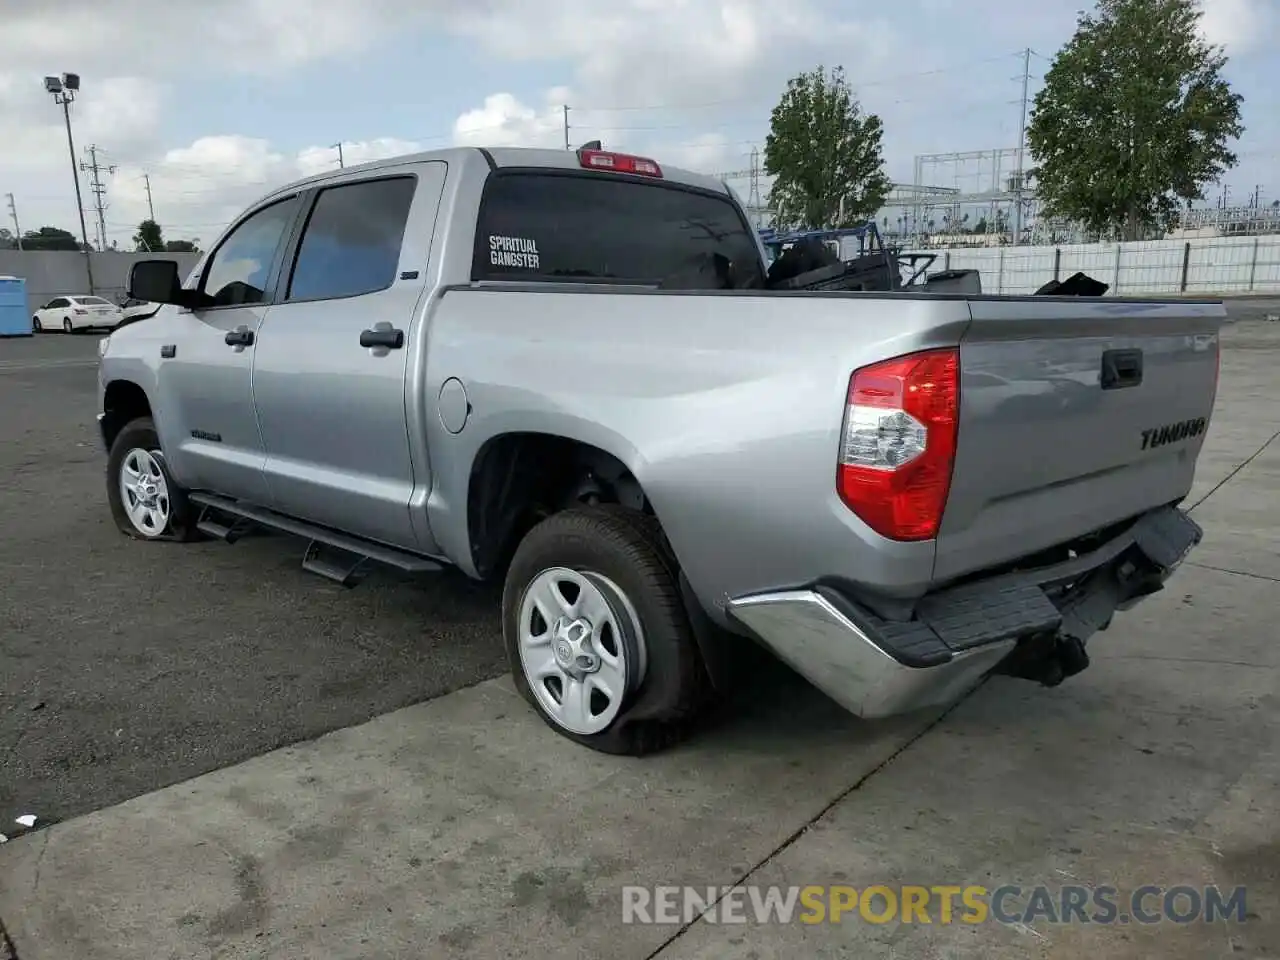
left=44, top=72, right=96, bottom=292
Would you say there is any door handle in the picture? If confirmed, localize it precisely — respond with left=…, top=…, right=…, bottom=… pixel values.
left=225, top=327, right=255, bottom=347
left=360, top=327, right=404, bottom=349
left=1100, top=348, right=1143, bottom=390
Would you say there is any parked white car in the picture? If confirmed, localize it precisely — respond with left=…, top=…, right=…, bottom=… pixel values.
left=32, top=295, right=124, bottom=333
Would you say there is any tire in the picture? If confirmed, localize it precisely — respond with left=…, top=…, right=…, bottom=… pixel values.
left=32, top=316, right=42, bottom=333
left=502, top=505, right=709, bottom=756
left=62, top=317, right=73, bottom=334
left=106, top=416, right=201, bottom=541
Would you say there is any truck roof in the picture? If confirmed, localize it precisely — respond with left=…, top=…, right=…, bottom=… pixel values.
left=258, top=145, right=731, bottom=207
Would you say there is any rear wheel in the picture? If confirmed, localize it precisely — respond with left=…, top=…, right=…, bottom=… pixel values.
left=106, top=417, right=200, bottom=541
left=502, top=505, right=708, bottom=755
left=62, top=316, right=73, bottom=334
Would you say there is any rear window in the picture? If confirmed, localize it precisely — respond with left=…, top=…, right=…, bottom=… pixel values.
left=472, top=172, right=764, bottom=290
left=75, top=296, right=111, bottom=305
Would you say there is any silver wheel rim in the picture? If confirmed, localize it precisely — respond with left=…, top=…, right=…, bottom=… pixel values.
left=119, top=448, right=171, bottom=537
left=63, top=318, right=71, bottom=332
left=518, top=567, right=647, bottom=736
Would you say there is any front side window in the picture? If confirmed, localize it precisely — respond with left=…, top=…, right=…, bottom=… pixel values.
left=472, top=172, right=764, bottom=290
left=286, top=177, right=417, bottom=302
left=201, top=197, right=298, bottom=307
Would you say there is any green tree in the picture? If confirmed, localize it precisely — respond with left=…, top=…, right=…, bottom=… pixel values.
left=764, top=66, right=892, bottom=231
left=1027, top=0, right=1244, bottom=241
left=21, top=226, right=82, bottom=251
left=134, top=219, right=164, bottom=252
left=164, top=239, right=199, bottom=253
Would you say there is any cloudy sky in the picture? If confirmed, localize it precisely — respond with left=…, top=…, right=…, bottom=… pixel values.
left=1, top=0, right=1274, bottom=249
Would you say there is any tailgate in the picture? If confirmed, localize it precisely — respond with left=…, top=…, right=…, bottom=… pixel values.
left=933, top=297, right=1223, bottom=584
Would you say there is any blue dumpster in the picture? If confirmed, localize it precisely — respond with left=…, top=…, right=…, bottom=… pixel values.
left=0, top=276, right=32, bottom=337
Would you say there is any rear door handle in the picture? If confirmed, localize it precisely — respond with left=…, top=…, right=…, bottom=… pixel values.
left=359, top=327, right=404, bottom=349
left=224, top=327, right=254, bottom=348
left=1101, top=348, right=1143, bottom=390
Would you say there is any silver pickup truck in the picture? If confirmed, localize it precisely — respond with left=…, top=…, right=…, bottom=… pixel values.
left=97, top=144, right=1223, bottom=754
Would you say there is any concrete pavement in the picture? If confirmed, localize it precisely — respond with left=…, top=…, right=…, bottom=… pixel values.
left=1, top=315, right=1277, bottom=959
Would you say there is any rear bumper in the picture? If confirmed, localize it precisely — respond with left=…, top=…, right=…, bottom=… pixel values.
left=726, top=504, right=1202, bottom=719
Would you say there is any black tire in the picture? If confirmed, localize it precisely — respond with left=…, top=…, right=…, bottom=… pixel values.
left=106, top=416, right=201, bottom=542
left=62, top=316, right=73, bottom=334
left=502, top=505, right=709, bottom=756
left=32, top=316, right=42, bottom=333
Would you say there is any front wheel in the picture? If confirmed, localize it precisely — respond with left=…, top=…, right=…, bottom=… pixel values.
left=32, top=316, right=42, bottom=333
left=502, top=506, right=708, bottom=755
left=106, top=417, right=200, bottom=541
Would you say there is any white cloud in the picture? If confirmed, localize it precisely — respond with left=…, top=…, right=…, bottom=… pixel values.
left=1197, top=0, right=1271, bottom=53
left=103, top=136, right=431, bottom=245
left=453, top=91, right=570, bottom=150
left=2, top=0, right=1275, bottom=250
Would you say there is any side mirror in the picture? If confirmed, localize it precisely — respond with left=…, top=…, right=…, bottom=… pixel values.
left=128, top=259, right=183, bottom=304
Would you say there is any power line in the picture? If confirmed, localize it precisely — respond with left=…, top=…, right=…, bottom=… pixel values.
left=80, top=144, right=116, bottom=251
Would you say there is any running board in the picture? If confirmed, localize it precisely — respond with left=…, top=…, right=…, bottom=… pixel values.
left=187, top=492, right=444, bottom=583
left=195, top=504, right=256, bottom=543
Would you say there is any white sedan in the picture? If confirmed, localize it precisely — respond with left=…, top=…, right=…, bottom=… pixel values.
left=32, top=295, right=125, bottom=334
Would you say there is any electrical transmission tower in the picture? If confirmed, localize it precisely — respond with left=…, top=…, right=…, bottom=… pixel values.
left=5, top=193, right=22, bottom=250
left=747, top=147, right=763, bottom=227
left=80, top=144, right=117, bottom=251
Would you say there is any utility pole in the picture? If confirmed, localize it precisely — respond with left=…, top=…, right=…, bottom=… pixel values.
left=333, top=142, right=344, bottom=168
left=562, top=105, right=570, bottom=150
left=80, top=144, right=116, bottom=251
left=747, top=146, right=763, bottom=228
left=5, top=193, right=22, bottom=250
left=1013, top=47, right=1032, bottom=243
left=143, top=173, right=155, bottom=221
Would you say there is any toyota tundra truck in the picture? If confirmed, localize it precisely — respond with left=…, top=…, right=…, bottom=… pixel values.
left=96, top=144, right=1223, bottom=754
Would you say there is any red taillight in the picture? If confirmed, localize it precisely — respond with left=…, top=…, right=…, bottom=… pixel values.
left=73, top=308, right=87, bottom=315
left=578, top=149, right=663, bottom=178
left=836, top=348, right=960, bottom=542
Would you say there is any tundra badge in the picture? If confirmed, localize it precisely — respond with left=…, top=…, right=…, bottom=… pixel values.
left=1141, top=417, right=1207, bottom=451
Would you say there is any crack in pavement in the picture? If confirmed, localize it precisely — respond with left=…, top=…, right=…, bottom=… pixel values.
left=1187, top=561, right=1280, bottom=584
left=641, top=683, right=984, bottom=959
left=1188, top=428, right=1280, bottom=513
left=28, top=831, right=52, bottom=897
left=0, top=915, right=19, bottom=960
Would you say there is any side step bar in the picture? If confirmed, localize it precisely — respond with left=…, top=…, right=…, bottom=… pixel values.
left=188, top=491, right=444, bottom=586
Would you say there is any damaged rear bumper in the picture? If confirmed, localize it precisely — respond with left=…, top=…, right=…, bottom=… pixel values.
left=725, top=505, right=1202, bottom=719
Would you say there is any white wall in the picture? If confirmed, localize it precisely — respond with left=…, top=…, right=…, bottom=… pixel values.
left=0, top=250, right=202, bottom=316
left=908, top=234, right=1280, bottom=296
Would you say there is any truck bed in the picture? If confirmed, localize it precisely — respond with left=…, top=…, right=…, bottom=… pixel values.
left=426, top=284, right=1224, bottom=621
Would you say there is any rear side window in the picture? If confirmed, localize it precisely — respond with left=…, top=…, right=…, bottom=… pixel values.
left=287, top=176, right=416, bottom=302
left=473, top=172, right=764, bottom=289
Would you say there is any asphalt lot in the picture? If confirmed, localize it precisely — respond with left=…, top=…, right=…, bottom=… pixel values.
left=1, top=303, right=1276, bottom=828
left=0, top=332, right=506, bottom=826
left=1, top=303, right=1278, bottom=959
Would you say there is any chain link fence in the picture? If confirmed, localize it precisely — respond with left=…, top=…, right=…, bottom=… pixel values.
left=912, top=235, right=1280, bottom=296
